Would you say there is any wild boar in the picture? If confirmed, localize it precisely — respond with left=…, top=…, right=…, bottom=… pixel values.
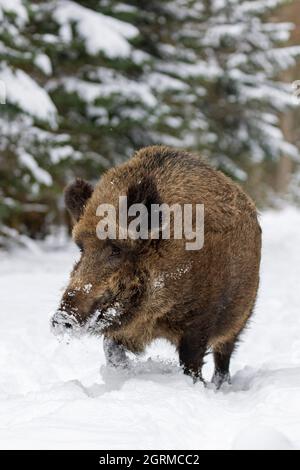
left=51, top=146, right=261, bottom=387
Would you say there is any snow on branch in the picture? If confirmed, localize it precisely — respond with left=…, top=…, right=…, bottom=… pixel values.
left=54, top=0, right=139, bottom=58
left=0, top=66, right=57, bottom=126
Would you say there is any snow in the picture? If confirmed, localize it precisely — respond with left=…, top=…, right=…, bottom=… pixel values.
left=147, top=73, right=188, bottom=92
left=232, top=425, right=294, bottom=450
left=58, top=73, right=157, bottom=108
left=0, top=0, right=28, bottom=26
left=0, top=208, right=300, bottom=450
left=0, top=66, right=57, bottom=126
left=49, top=67, right=159, bottom=126
left=18, top=151, right=53, bottom=186
left=88, top=303, right=123, bottom=334
left=34, top=54, right=52, bottom=76
left=0, top=79, right=5, bottom=104
left=49, top=145, right=81, bottom=164
left=54, top=0, right=138, bottom=58
left=159, top=60, right=222, bottom=80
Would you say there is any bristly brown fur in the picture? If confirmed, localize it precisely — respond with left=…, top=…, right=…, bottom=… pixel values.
left=57, top=146, right=262, bottom=383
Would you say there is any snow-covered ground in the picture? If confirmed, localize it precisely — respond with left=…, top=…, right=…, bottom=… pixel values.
left=0, top=208, right=299, bottom=450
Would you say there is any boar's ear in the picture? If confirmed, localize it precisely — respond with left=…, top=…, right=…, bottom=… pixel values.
left=64, top=178, right=94, bottom=221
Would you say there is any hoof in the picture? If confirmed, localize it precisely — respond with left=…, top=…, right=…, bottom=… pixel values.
left=212, top=371, right=231, bottom=389
left=107, top=358, right=131, bottom=370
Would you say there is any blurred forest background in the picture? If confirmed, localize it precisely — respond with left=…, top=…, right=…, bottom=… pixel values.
left=0, top=0, right=300, bottom=247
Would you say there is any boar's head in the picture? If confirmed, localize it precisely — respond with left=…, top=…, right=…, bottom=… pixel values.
left=51, top=174, right=164, bottom=339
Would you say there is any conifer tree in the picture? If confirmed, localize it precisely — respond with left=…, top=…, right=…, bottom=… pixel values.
left=0, top=1, right=76, bottom=242
left=1, top=0, right=299, bottom=244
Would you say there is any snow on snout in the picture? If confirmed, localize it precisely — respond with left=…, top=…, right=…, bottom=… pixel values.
left=83, top=283, right=93, bottom=294
left=51, top=309, right=82, bottom=341
left=88, top=302, right=123, bottom=333
left=66, top=283, right=93, bottom=297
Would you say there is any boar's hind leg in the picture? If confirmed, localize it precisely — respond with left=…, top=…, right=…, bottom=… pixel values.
left=179, top=328, right=209, bottom=383
left=212, top=337, right=238, bottom=389
left=103, top=337, right=129, bottom=369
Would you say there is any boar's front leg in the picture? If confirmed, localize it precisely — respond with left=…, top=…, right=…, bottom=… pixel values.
left=178, top=326, right=209, bottom=383
left=103, top=337, right=129, bottom=369
left=212, top=337, right=238, bottom=389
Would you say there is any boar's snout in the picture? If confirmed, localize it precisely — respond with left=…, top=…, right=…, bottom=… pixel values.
left=51, top=310, right=80, bottom=337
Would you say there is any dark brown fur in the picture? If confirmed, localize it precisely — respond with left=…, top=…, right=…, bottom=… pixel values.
left=64, top=178, right=94, bottom=222
left=56, top=146, right=262, bottom=385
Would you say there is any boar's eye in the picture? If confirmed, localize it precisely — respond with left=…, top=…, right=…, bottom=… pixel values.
left=77, top=242, right=84, bottom=253
left=109, top=244, right=121, bottom=258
